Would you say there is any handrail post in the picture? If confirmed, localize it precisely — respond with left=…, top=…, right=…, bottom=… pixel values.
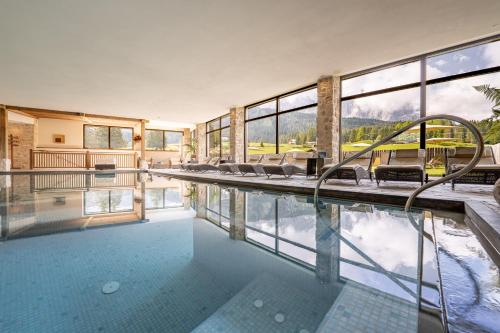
left=85, top=150, right=91, bottom=169
left=29, top=149, right=33, bottom=169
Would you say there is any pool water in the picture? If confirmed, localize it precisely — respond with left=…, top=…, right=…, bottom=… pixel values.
left=0, top=173, right=498, bottom=333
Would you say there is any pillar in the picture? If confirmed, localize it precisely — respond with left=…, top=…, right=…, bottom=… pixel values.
left=230, top=107, right=245, bottom=163
left=0, top=105, right=8, bottom=171
left=183, top=128, right=191, bottom=161
left=140, top=120, right=146, bottom=160
left=315, top=203, right=340, bottom=284
left=316, top=76, right=341, bottom=162
left=229, top=189, right=245, bottom=240
left=196, top=123, right=207, bottom=161
left=195, top=183, right=207, bottom=219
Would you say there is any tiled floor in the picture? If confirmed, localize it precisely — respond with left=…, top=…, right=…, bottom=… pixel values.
left=150, top=169, right=498, bottom=207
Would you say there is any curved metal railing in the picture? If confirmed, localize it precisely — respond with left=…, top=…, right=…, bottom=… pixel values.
left=314, top=114, right=485, bottom=211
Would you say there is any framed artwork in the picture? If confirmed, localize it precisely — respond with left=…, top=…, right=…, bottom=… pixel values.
left=53, top=134, right=65, bottom=144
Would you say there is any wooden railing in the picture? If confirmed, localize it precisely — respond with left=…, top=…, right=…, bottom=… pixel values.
left=30, top=150, right=138, bottom=169
left=31, top=172, right=138, bottom=191
left=371, top=147, right=448, bottom=164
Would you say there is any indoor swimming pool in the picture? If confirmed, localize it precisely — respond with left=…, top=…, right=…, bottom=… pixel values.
left=0, top=172, right=498, bottom=333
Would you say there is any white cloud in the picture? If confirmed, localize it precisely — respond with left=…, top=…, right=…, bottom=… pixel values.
left=434, top=59, right=447, bottom=67
left=453, top=54, right=470, bottom=62
left=427, top=72, right=500, bottom=121
left=483, top=40, right=500, bottom=67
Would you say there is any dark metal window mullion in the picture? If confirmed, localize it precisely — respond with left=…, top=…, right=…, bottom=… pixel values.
left=420, top=57, right=427, bottom=150
left=275, top=98, right=279, bottom=154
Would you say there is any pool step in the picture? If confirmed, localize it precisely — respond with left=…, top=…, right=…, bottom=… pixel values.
left=192, top=272, right=330, bottom=333
left=316, top=280, right=419, bottom=333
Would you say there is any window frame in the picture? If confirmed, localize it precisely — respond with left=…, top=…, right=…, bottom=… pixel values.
left=243, top=84, right=318, bottom=161
left=83, top=124, right=134, bottom=150
left=144, top=187, right=184, bottom=210
left=144, top=129, right=184, bottom=152
left=205, top=114, right=230, bottom=158
left=83, top=189, right=135, bottom=215
left=339, top=35, right=500, bottom=157
left=205, top=185, right=231, bottom=230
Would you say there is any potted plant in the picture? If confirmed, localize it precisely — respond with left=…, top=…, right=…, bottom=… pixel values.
left=133, top=135, right=142, bottom=142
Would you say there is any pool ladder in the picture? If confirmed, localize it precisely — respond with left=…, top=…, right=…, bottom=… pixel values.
left=313, top=114, right=485, bottom=212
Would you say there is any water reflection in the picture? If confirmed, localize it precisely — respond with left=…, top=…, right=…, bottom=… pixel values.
left=0, top=173, right=187, bottom=239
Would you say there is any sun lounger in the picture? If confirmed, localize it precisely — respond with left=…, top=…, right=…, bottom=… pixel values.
left=320, top=151, right=373, bottom=184
left=446, top=146, right=500, bottom=189
left=374, top=149, right=426, bottom=185
left=191, top=157, right=220, bottom=172
left=262, top=152, right=314, bottom=178
left=236, top=155, right=265, bottom=176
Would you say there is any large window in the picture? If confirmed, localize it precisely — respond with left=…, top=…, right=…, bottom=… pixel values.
left=206, top=185, right=230, bottom=229
left=84, top=189, right=134, bottom=215
left=341, top=37, right=500, bottom=174
left=145, top=187, right=183, bottom=209
left=206, top=114, right=230, bottom=158
left=245, top=86, right=317, bottom=159
left=145, top=129, right=183, bottom=152
left=84, top=125, right=133, bottom=149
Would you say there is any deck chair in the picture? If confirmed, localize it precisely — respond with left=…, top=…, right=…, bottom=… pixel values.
left=262, top=152, right=314, bottom=178
left=184, top=157, right=211, bottom=171
left=321, top=151, right=373, bottom=184
left=191, top=157, right=220, bottom=172
left=446, top=146, right=500, bottom=189
left=218, top=156, right=239, bottom=174
left=374, top=149, right=426, bottom=185
left=236, top=154, right=265, bottom=176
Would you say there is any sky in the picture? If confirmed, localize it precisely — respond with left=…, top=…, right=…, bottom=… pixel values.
left=342, top=40, right=500, bottom=122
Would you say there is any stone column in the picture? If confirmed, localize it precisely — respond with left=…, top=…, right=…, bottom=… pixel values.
left=140, top=120, right=146, bottom=160
left=196, top=123, right=207, bottom=161
left=316, top=76, right=341, bottom=162
left=183, top=128, right=191, bottom=161
left=195, top=183, right=207, bottom=219
left=230, top=107, right=245, bottom=163
left=315, top=203, right=340, bottom=284
left=229, top=189, right=246, bottom=240
left=0, top=105, right=8, bottom=171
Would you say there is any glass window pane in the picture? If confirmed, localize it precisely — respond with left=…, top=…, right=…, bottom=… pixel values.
left=207, top=185, right=220, bottom=213
left=246, top=100, right=276, bottom=120
left=145, top=130, right=164, bottom=150
left=246, top=228, right=275, bottom=250
left=165, top=131, right=183, bottom=152
left=245, top=192, right=276, bottom=233
left=110, top=127, right=133, bottom=149
left=85, top=191, right=110, bottom=214
left=208, top=131, right=221, bottom=157
left=246, top=117, right=276, bottom=156
left=164, top=188, right=182, bottom=207
left=84, top=126, right=109, bottom=149
left=426, top=72, right=500, bottom=149
left=110, top=190, right=134, bottom=212
left=279, top=88, right=317, bottom=111
left=220, top=189, right=230, bottom=218
left=342, top=61, right=420, bottom=97
left=341, top=87, right=420, bottom=156
left=221, top=115, right=230, bottom=128
left=145, top=188, right=164, bottom=209
left=221, top=127, right=231, bottom=156
left=208, top=119, right=220, bottom=131
left=277, top=195, right=316, bottom=249
left=278, top=241, right=316, bottom=267
left=427, top=40, right=500, bottom=80
left=278, top=107, right=317, bottom=153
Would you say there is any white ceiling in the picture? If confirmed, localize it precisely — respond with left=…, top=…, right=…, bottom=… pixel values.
left=1, top=0, right=499, bottom=126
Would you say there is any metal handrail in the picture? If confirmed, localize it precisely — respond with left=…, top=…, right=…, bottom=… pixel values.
left=314, top=114, right=485, bottom=211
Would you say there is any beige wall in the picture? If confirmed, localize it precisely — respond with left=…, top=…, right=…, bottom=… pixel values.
left=37, top=118, right=84, bottom=148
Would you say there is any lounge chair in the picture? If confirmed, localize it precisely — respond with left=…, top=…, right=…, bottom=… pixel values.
left=191, top=157, right=220, bottom=172
left=446, top=146, right=500, bottom=189
left=218, top=156, right=239, bottom=174
left=320, top=151, right=373, bottom=184
left=374, top=149, right=426, bottom=185
left=183, top=157, right=211, bottom=171
left=236, top=154, right=265, bottom=176
left=262, top=152, right=314, bottom=178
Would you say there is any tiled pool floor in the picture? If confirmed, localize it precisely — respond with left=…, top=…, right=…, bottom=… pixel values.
left=0, top=219, right=233, bottom=333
